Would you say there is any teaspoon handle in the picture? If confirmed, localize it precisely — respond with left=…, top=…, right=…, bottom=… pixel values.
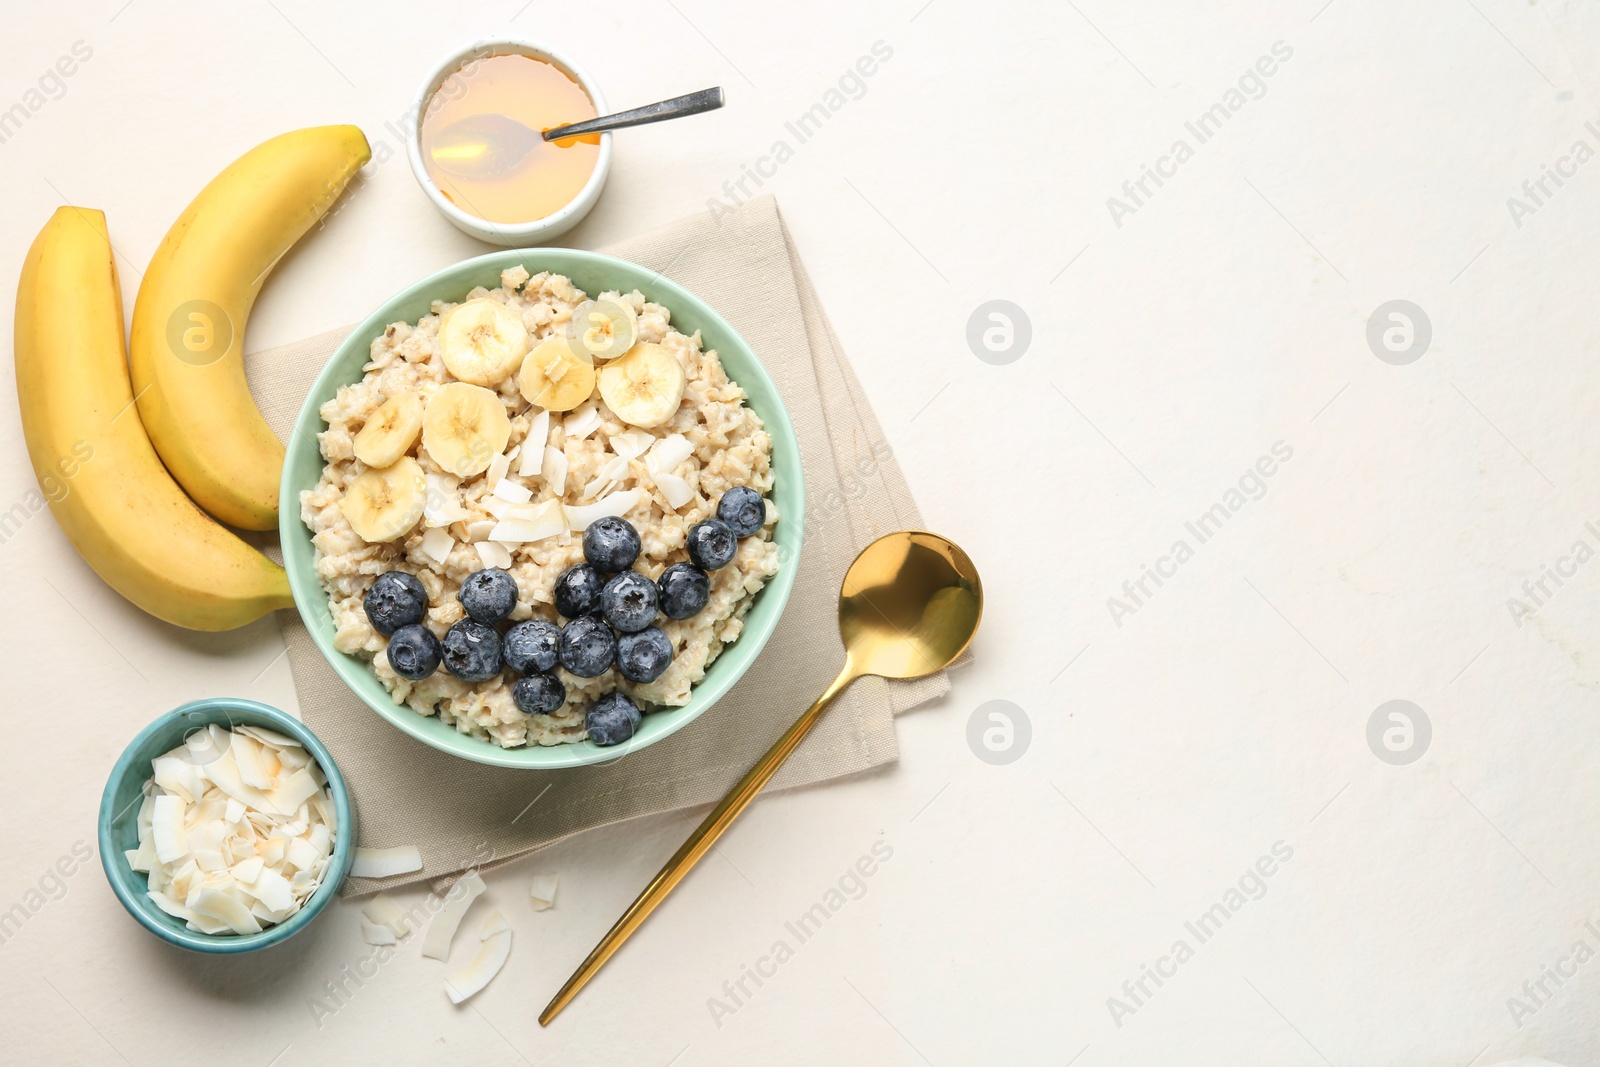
left=539, top=661, right=858, bottom=1026
left=543, top=86, right=725, bottom=141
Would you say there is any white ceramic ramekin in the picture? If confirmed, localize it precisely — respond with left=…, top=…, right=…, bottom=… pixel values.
left=406, top=38, right=612, bottom=246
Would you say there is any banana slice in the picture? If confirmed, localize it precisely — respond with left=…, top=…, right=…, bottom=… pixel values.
left=597, top=343, right=686, bottom=429
left=439, top=299, right=530, bottom=387
left=340, top=456, right=427, bottom=543
left=568, top=298, right=639, bottom=361
left=422, top=382, right=512, bottom=478
left=517, top=337, right=596, bottom=413
left=352, top=393, right=424, bottom=469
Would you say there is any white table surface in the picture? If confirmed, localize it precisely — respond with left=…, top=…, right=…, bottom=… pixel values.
left=4, top=1, right=1599, bottom=1064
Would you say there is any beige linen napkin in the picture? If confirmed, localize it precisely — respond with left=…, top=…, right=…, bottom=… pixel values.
left=247, top=196, right=958, bottom=895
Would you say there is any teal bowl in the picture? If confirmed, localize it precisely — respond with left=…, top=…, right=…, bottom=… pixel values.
left=98, top=698, right=356, bottom=954
left=279, top=249, right=804, bottom=769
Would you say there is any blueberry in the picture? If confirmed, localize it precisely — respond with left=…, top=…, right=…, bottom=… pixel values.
left=503, top=619, right=561, bottom=675
left=583, top=515, right=641, bottom=573
left=717, top=486, right=765, bottom=538
left=458, top=568, right=518, bottom=624
left=558, top=615, right=616, bottom=677
left=364, top=571, right=427, bottom=637
left=616, top=626, right=673, bottom=683
left=441, top=619, right=503, bottom=682
left=657, top=563, right=710, bottom=620
left=686, top=519, right=737, bottom=571
left=512, top=673, right=566, bottom=716
left=553, top=564, right=605, bottom=619
left=385, top=624, right=441, bottom=680
left=600, top=571, right=658, bottom=633
left=586, top=692, right=642, bottom=747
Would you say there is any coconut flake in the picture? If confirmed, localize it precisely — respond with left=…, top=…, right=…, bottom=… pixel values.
left=583, top=456, right=631, bottom=501
left=465, top=519, right=496, bottom=543
left=519, top=411, right=550, bottom=477
left=645, top=433, right=694, bottom=475
left=230, top=734, right=276, bottom=790
left=235, top=725, right=302, bottom=750
left=200, top=751, right=274, bottom=813
left=192, top=888, right=263, bottom=936
left=361, top=921, right=398, bottom=946
left=242, top=867, right=297, bottom=913
left=543, top=446, right=568, bottom=495
left=565, top=489, right=642, bottom=532
left=151, top=795, right=188, bottom=864
left=564, top=402, right=601, bottom=441
left=652, top=472, right=694, bottom=510
left=230, top=857, right=264, bottom=884
left=420, top=527, right=455, bottom=565
left=489, top=499, right=568, bottom=545
left=362, top=893, right=412, bottom=937
left=609, top=431, right=654, bottom=460
left=268, top=768, right=320, bottom=814
left=147, top=890, right=197, bottom=924
left=421, top=870, right=487, bottom=961
left=475, top=541, right=513, bottom=570
left=424, top=473, right=468, bottom=528
left=445, top=927, right=512, bottom=1004
left=479, top=910, right=512, bottom=939
left=528, top=874, right=559, bottom=911
left=352, top=845, right=424, bottom=880
left=151, top=757, right=205, bottom=802
left=285, top=837, right=318, bottom=872
left=492, top=478, right=533, bottom=505
left=485, top=452, right=511, bottom=489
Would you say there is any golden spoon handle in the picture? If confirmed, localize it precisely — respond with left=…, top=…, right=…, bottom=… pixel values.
left=539, top=662, right=859, bottom=1026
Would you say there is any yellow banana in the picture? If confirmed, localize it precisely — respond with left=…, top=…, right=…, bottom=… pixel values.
left=130, top=125, right=371, bottom=531
left=15, top=207, right=294, bottom=631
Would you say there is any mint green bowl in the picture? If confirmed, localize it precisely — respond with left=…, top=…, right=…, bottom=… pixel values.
left=98, top=698, right=355, bottom=953
left=279, top=249, right=803, bottom=769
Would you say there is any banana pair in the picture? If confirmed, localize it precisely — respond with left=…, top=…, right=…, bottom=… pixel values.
left=14, top=127, right=370, bottom=630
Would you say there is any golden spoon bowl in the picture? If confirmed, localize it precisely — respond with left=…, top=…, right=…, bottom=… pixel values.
left=540, top=530, right=981, bottom=1025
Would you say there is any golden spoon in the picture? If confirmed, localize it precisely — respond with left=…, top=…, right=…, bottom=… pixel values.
left=540, top=530, right=982, bottom=1025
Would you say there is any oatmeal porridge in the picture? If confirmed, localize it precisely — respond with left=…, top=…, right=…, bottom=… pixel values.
left=300, top=265, right=780, bottom=748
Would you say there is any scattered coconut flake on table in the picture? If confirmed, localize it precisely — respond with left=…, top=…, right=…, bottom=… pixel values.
left=351, top=845, right=423, bottom=879
left=421, top=870, right=487, bottom=961
left=444, top=911, right=513, bottom=1004
left=361, top=921, right=398, bottom=946
left=362, top=893, right=412, bottom=937
left=529, top=874, right=559, bottom=911
left=566, top=489, right=642, bottom=532
left=129, top=726, right=337, bottom=935
left=477, top=909, right=511, bottom=939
